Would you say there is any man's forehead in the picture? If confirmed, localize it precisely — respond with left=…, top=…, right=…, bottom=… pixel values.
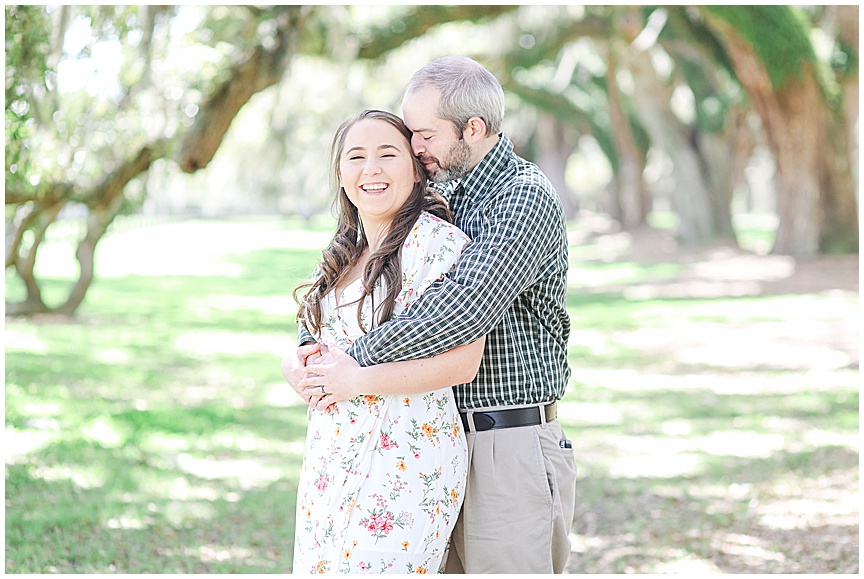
left=403, top=95, right=447, bottom=132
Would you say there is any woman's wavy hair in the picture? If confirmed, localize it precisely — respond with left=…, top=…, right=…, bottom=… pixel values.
left=293, top=109, right=453, bottom=334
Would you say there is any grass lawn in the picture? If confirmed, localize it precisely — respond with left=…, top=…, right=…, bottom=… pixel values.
left=5, top=214, right=859, bottom=573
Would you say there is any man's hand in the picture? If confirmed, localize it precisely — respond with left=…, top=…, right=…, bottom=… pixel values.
left=281, top=342, right=327, bottom=401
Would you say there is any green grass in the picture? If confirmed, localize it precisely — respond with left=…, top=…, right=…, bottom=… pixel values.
left=5, top=216, right=858, bottom=573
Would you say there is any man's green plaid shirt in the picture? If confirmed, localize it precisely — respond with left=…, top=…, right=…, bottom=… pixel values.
left=299, top=133, right=571, bottom=410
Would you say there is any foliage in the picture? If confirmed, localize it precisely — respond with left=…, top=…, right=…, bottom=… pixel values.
left=704, top=6, right=817, bottom=90
left=5, top=217, right=858, bottom=573
left=660, top=7, right=743, bottom=134
left=5, top=5, right=52, bottom=192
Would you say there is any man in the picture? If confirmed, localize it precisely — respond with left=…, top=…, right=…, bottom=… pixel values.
left=284, top=56, right=577, bottom=574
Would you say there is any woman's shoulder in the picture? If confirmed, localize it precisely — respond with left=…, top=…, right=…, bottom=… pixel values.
left=412, top=211, right=470, bottom=243
left=400, top=212, right=469, bottom=262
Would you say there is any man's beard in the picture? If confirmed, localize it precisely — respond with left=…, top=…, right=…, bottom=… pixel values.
left=427, top=139, right=472, bottom=183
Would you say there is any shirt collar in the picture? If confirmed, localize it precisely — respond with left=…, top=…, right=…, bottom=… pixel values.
left=458, top=132, right=513, bottom=199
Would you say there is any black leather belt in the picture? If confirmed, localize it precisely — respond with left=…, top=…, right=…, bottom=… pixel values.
left=460, top=402, right=557, bottom=433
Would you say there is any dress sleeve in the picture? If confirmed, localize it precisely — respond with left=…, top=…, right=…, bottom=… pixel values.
left=393, top=214, right=470, bottom=314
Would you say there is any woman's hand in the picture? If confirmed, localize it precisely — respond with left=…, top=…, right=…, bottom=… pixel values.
left=281, top=342, right=322, bottom=399
left=300, top=345, right=366, bottom=411
left=282, top=343, right=333, bottom=405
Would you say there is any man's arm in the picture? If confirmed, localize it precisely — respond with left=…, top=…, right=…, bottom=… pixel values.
left=347, top=183, right=565, bottom=366
left=297, top=322, right=317, bottom=347
left=294, top=266, right=320, bottom=348
left=302, top=336, right=486, bottom=410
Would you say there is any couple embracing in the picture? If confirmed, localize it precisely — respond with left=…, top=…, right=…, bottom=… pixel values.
left=282, top=56, right=578, bottom=575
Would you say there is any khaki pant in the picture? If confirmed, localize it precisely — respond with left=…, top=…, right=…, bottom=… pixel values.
left=444, top=416, right=578, bottom=574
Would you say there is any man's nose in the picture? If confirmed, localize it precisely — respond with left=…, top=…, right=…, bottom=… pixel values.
left=411, top=134, right=424, bottom=155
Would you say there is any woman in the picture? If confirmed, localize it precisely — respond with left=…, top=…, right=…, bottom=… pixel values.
left=291, top=110, right=484, bottom=574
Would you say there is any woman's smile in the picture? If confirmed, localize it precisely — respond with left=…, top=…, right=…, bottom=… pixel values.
left=360, top=182, right=390, bottom=194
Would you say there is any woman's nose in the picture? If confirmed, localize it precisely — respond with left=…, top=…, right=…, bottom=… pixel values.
left=363, top=158, right=382, bottom=175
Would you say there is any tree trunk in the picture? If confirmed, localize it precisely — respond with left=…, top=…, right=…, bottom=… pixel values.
left=697, top=106, right=752, bottom=243
left=704, top=10, right=858, bottom=255
left=535, top=112, right=578, bottom=220
left=626, top=50, right=717, bottom=246
left=8, top=7, right=313, bottom=318
left=57, top=196, right=124, bottom=315
left=7, top=199, right=66, bottom=315
left=769, top=78, right=822, bottom=255
left=833, top=5, right=858, bottom=166
left=605, top=42, right=648, bottom=229
left=816, top=97, right=859, bottom=252
left=821, top=5, right=859, bottom=252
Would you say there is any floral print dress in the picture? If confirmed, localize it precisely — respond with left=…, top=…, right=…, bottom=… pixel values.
left=292, top=212, right=470, bottom=574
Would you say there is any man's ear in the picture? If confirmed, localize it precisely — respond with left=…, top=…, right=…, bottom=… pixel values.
left=464, top=117, right=488, bottom=144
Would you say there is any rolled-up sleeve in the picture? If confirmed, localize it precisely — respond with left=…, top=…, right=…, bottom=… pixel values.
left=297, top=321, right=316, bottom=347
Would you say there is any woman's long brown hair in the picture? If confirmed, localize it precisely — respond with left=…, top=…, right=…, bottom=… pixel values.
left=293, top=109, right=452, bottom=335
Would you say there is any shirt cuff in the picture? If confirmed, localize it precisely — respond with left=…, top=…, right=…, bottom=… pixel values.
left=346, top=340, right=374, bottom=367
left=297, top=323, right=316, bottom=346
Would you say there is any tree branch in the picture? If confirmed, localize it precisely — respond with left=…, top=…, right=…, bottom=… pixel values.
left=356, top=6, right=520, bottom=60
left=80, top=140, right=168, bottom=209
left=176, top=6, right=311, bottom=173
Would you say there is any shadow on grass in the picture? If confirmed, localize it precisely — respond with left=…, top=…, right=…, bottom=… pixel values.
left=6, top=400, right=311, bottom=573
left=6, top=220, right=858, bottom=574
left=6, top=459, right=300, bottom=573
left=569, top=444, right=859, bottom=574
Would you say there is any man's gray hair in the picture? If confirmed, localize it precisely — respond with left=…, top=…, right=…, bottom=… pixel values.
left=404, top=56, right=505, bottom=137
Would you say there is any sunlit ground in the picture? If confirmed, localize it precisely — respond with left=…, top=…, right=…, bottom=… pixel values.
left=5, top=213, right=859, bottom=573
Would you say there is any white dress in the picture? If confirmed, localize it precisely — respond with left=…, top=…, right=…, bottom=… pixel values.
left=292, top=212, right=470, bottom=574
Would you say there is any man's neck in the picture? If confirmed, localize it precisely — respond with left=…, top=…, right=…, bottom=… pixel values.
left=468, top=134, right=500, bottom=172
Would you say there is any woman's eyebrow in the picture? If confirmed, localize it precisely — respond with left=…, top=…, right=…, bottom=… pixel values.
left=345, top=143, right=400, bottom=154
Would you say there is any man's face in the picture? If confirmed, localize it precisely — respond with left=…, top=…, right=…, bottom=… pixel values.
left=402, top=87, right=473, bottom=183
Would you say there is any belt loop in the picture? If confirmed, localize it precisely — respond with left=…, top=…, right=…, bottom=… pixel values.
left=539, top=403, right=547, bottom=425
left=466, top=410, right=477, bottom=433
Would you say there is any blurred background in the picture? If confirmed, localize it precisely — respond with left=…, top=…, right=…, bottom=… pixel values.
left=5, top=5, right=859, bottom=574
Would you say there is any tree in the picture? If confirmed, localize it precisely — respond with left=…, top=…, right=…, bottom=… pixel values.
left=703, top=6, right=859, bottom=256
left=5, top=5, right=311, bottom=316
left=604, top=32, right=650, bottom=229
left=496, top=6, right=744, bottom=244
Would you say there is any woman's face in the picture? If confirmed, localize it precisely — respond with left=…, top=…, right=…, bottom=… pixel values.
left=338, top=118, right=419, bottom=229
